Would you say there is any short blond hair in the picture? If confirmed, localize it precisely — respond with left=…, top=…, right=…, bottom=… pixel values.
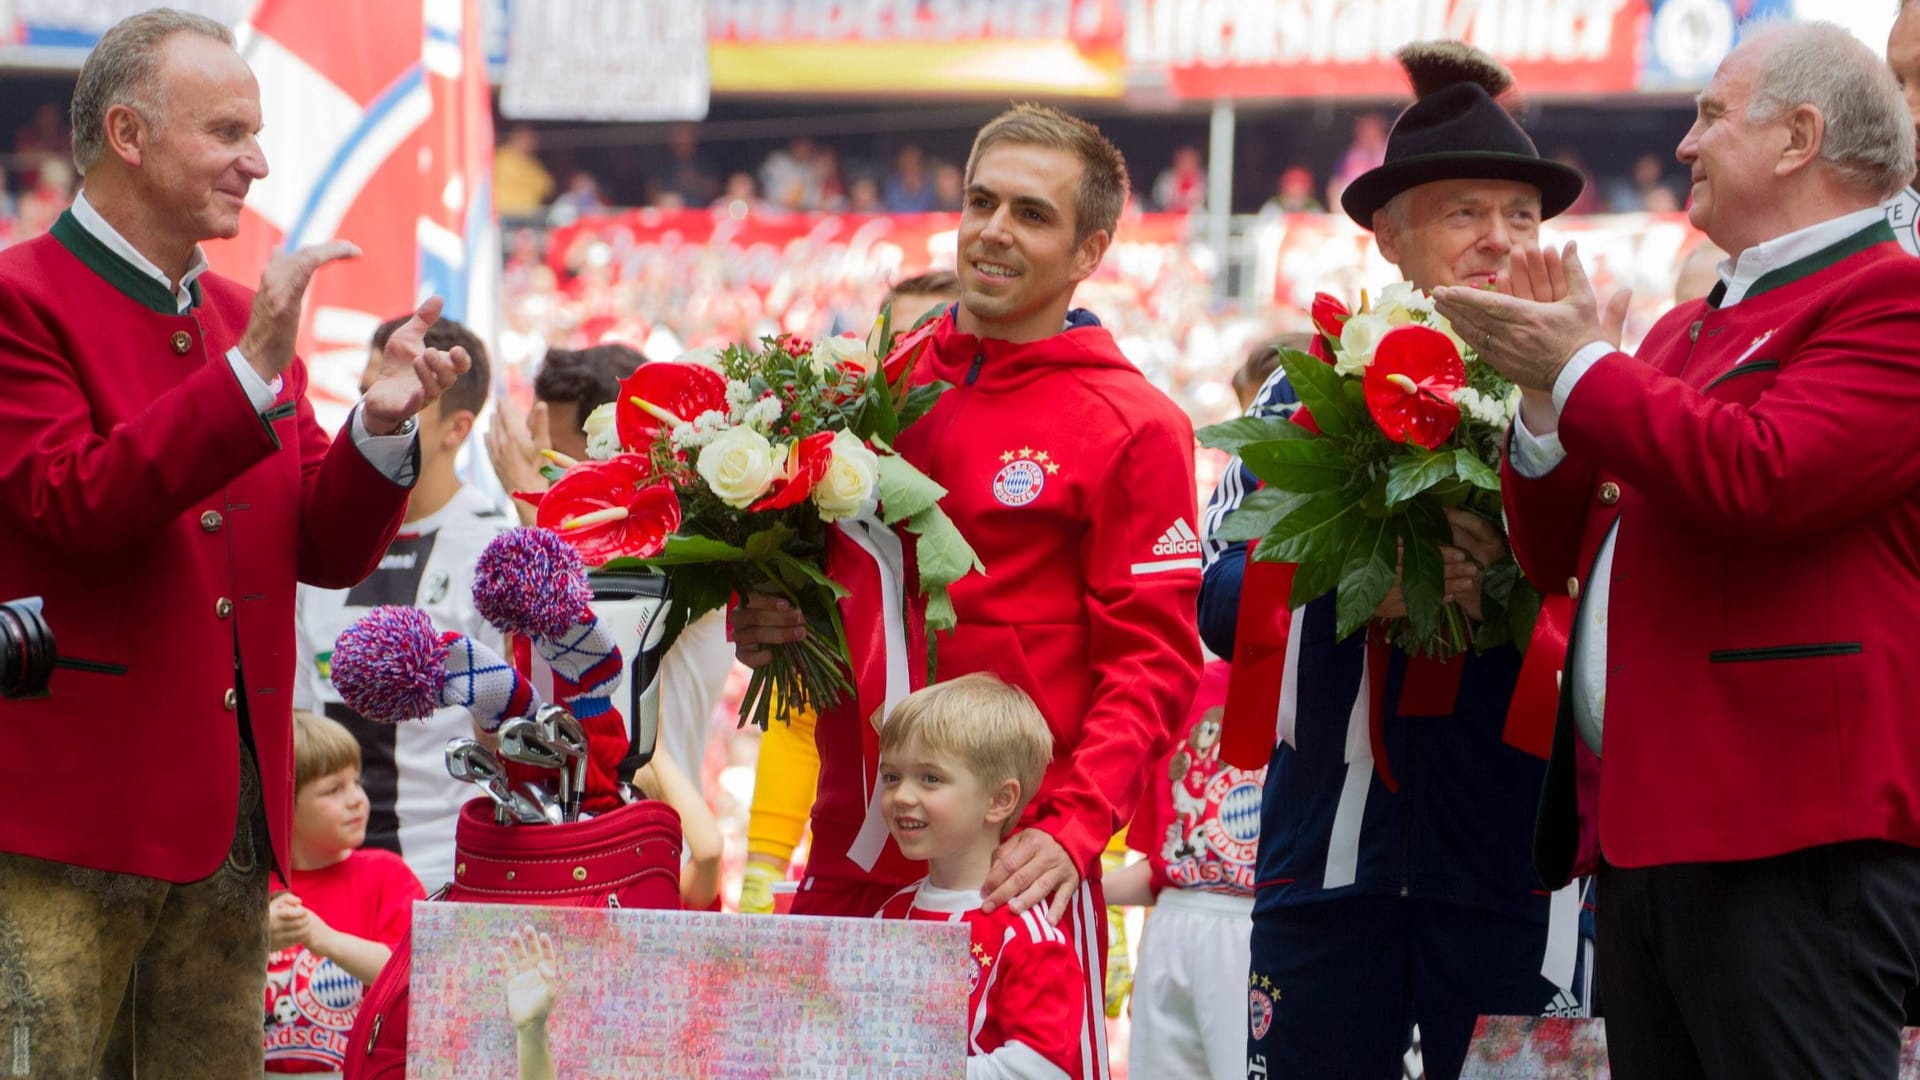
left=879, top=674, right=1052, bottom=818
left=967, top=104, right=1130, bottom=246
left=293, top=710, right=362, bottom=792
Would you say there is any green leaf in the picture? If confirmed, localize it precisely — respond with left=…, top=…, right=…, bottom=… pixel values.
left=874, top=299, right=895, bottom=355
left=1396, top=506, right=1448, bottom=644
left=1196, top=415, right=1313, bottom=455
left=1286, top=555, right=1344, bottom=609
left=1384, top=453, right=1459, bottom=508
left=875, top=454, right=948, bottom=525
left=1214, top=488, right=1315, bottom=544
left=744, top=524, right=797, bottom=561
left=897, top=381, right=950, bottom=429
left=621, top=535, right=749, bottom=567
left=1453, top=448, right=1502, bottom=492
left=1334, top=520, right=1396, bottom=641
left=1238, top=437, right=1356, bottom=494
left=1279, top=349, right=1358, bottom=437
left=771, top=550, right=850, bottom=601
left=865, top=366, right=902, bottom=445
left=1257, top=491, right=1365, bottom=565
left=924, top=585, right=958, bottom=634
left=906, top=505, right=985, bottom=587
left=652, top=566, right=736, bottom=655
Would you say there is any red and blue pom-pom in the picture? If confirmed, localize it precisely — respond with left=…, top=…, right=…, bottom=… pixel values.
left=473, top=527, right=593, bottom=640
left=331, top=606, right=448, bottom=723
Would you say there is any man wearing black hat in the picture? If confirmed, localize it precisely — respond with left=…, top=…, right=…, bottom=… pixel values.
left=1199, top=43, right=1588, bottom=1080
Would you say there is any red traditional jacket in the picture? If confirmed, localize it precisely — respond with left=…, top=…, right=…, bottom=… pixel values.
left=1505, top=220, right=1920, bottom=872
left=0, top=213, right=409, bottom=882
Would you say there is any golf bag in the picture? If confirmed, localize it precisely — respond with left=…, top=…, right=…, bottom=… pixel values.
left=344, top=568, right=679, bottom=1079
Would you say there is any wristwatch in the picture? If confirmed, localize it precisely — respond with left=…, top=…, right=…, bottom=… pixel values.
left=383, top=415, right=417, bottom=438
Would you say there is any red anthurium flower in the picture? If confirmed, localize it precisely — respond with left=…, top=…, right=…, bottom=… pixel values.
left=750, top=430, right=837, bottom=512
left=880, top=315, right=941, bottom=387
left=536, top=454, right=681, bottom=564
left=1290, top=406, right=1321, bottom=436
left=1363, top=326, right=1465, bottom=449
left=615, top=362, right=729, bottom=454
left=1307, top=333, right=1335, bottom=366
left=1311, top=292, right=1350, bottom=344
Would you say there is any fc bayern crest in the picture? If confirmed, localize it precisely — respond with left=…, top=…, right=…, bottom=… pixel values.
left=992, top=446, right=1059, bottom=507
left=1249, top=987, right=1274, bottom=1040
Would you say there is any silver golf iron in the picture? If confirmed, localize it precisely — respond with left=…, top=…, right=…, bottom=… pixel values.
left=539, top=704, right=590, bottom=821
left=518, top=780, right=565, bottom=825
left=498, top=716, right=571, bottom=814
left=445, top=738, right=529, bottom=825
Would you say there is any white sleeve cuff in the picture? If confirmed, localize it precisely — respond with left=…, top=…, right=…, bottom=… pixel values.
left=1509, top=413, right=1566, bottom=478
left=225, top=347, right=278, bottom=413
left=1551, top=341, right=1615, bottom=413
left=349, top=405, right=420, bottom=485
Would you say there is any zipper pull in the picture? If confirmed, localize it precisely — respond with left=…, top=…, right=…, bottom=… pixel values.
left=367, top=1014, right=383, bottom=1054
left=966, top=351, right=986, bottom=386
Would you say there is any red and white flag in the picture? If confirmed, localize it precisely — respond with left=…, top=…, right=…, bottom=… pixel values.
left=209, top=0, right=497, bottom=432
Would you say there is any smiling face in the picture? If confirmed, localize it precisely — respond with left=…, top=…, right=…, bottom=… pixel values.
left=292, top=765, right=368, bottom=869
left=1676, top=41, right=1784, bottom=257
left=1372, top=177, right=1542, bottom=293
left=955, top=142, right=1109, bottom=344
left=132, top=32, right=268, bottom=249
left=879, top=738, right=1016, bottom=871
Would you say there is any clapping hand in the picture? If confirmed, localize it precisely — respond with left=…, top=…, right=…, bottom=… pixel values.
left=1433, top=242, right=1631, bottom=393
left=361, top=296, right=472, bottom=435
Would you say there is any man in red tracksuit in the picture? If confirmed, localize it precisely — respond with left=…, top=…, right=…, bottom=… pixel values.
left=735, top=104, right=1203, bottom=1080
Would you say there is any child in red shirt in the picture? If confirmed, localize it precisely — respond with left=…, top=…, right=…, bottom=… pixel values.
left=873, top=674, right=1095, bottom=1079
left=264, top=711, right=425, bottom=1074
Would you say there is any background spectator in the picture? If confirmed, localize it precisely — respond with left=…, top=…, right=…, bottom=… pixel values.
left=495, top=125, right=557, bottom=217
left=1153, top=145, right=1207, bottom=212
left=883, top=144, right=937, bottom=212
left=1326, top=112, right=1389, bottom=209
left=1605, top=152, right=1685, bottom=212
left=651, top=122, right=718, bottom=207
left=1260, top=167, right=1322, bottom=214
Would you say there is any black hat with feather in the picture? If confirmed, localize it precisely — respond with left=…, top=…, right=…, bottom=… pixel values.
left=1339, top=41, right=1585, bottom=228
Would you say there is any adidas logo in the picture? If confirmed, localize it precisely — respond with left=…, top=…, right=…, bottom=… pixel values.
left=1152, top=518, right=1202, bottom=556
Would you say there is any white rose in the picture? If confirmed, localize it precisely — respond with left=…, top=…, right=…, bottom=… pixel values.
left=676, top=347, right=727, bottom=370
left=1336, top=312, right=1391, bottom=377
left=808, top=334, right=877, bottom=376
left=813, top=430, right=880, bottom=521
left=696, top=426, right=781, bottom=508
left=582, top=402, right=620, bottom=460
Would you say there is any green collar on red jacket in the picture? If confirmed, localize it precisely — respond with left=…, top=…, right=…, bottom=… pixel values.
left=49, top=209, right=203, bottom=315
left=1708, top=220, right=1896, bottom=309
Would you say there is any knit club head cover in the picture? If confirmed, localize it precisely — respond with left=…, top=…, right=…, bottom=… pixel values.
left=331, top=605, right=539, bottom=731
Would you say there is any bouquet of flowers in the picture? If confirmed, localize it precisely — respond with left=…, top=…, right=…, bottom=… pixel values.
left=522, top=310, right=981, bottom=730
left=1198, top=282, right=1540, bottom=658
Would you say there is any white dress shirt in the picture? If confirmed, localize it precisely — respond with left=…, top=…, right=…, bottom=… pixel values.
left=70, top=189, right=416, bottom=482
left=1508, top=206, right=1889, bottom=755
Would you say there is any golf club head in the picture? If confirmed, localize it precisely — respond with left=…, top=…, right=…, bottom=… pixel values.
left=539, top=705, right=592, bottom=821
left=446, top=738, right=517, bottom=818
left=498, top=717, right=567, bottom=771
left=519, top=780, right=565, bottom=825
left=506, top=786, right=554, bottom=825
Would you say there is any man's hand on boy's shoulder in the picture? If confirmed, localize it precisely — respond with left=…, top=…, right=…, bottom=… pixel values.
left=981, top=828, right=1079, bottom=924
